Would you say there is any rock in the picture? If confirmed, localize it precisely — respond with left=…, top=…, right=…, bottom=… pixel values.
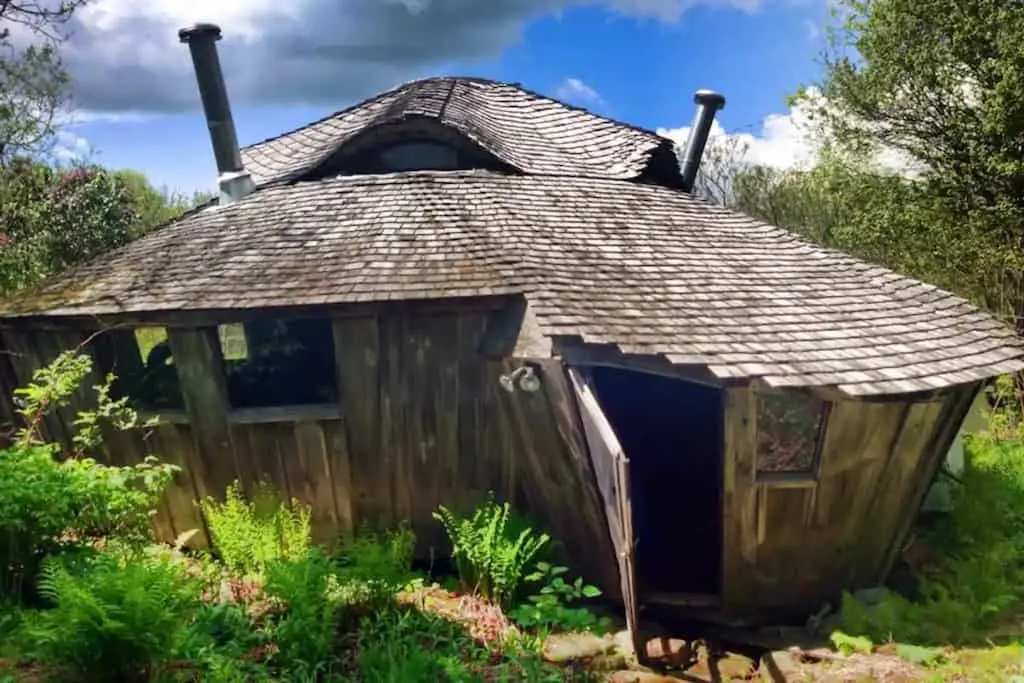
left=542, top=632, right=614, bottom=664
left=686, top=647, right=757, bottom=680
left=760, top=650, right=803, bottom=681
left=612, top=629, right=635, bottom=656
left=607, top=671, right=682, bottom=683
left=716, top=653, right=758, bottom=679
left=643, top=637, right=694, bottom=667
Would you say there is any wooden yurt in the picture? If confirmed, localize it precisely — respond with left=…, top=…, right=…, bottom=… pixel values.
left=0, top=23, right=1021, bottom=631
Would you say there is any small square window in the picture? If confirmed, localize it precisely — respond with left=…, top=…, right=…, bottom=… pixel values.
left=218, top=323, right=249, bottom=361
left=98, top=326, right=184, bottom=412
left=220, top=317, right=338, bottom=409
left=755, top=391, right=829, bottom=478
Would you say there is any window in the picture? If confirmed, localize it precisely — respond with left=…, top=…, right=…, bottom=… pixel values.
left=755, top=391, right=829, bottom=477
left=101, top=326, right=184, bottom=412
left=218, top=323, right=248, bottom=361
left=219, top=317, right=338, bottom=409
left=377, top=140, right=460, bottom=171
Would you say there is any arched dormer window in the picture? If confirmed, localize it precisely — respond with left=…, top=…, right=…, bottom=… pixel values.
left=377, top=140, right=461, bottom=171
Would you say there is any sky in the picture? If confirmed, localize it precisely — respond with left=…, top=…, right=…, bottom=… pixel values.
left=51, top=0, right=835, bottom=195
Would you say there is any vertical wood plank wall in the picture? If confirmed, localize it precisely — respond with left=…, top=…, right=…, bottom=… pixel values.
left=0, top=309, right=618, bottom=595
left=721, top=383, right=980, bottom=619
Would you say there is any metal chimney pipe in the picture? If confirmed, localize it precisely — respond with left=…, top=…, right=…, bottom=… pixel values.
left=179, top=23, right=244, bottom=176
left=679, top=89, right=726, bottom=194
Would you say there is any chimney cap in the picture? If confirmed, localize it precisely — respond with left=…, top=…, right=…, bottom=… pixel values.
left=694, top=89, right=726, bottom=110
left=178, top=23, right=222, bottom=43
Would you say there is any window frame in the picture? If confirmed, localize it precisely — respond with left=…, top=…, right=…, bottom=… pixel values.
left=376, top=138, right=462, bottom=172
left=752, top=388, right=832, bottom=486
left=216, top=316, right=340, bottom=413
left=96, top=325, right=186, bottom=415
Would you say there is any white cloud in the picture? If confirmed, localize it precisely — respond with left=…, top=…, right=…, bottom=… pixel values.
left=54, top=0, right=773, bottom=114
left=555, top=78, right=607, bottom=108
left=803, top=17, right=821, bottom=41
left=658, top=88, right=922, bottom=176
left=610, top=0, right=761, bottom=22
left=658, top=92, right=823, bottom=172
left=53, top=129, right=93, bottom=161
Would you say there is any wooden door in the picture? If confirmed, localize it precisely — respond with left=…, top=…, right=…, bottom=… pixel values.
left=567, top=367, right=640, bottom=649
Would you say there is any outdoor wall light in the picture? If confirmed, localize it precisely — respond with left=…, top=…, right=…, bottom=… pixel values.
left=498, top=365, right=541, bottom=393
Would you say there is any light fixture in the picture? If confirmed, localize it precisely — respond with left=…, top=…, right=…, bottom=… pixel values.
left=498, top=365, right=541, bottom=393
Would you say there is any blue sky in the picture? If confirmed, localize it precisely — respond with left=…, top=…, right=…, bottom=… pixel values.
left=59, top=0, right=830, bottom=195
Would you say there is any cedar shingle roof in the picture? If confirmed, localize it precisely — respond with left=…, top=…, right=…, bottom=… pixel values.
left=240, top=77, right=673, bottom=185
left=3, top=170, right=1022, bottom=396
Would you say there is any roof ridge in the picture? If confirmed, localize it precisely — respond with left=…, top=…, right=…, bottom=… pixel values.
left=446, top=76, right=672, bottom=144
left=239, top=79, right=422, bottom=152
left=239, top=75, right=676, bottom=155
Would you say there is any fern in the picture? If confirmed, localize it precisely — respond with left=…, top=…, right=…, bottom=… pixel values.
left=263, top=547, right=343, bottom=679
left=200, top=481, right=311, bottom=577
left=20, top=551, right=201, bottom=681
left=433, top=493, right=549, bottom=607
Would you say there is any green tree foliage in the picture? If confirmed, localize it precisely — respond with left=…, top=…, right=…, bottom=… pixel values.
left=732, top=152, right=1024, bottom=324
left=813, top=0, right=1024, bottom=216
left=1, top=2, right=211, bottom=298
left=0, top=159, right=211, bottom=296
left=0, top=0, right=87, bottom=161
left=113, top=169, right=215, bottom=236
left=732, top=0, right=1024, bottom=340
left=0, top=160, right=138, bottom=293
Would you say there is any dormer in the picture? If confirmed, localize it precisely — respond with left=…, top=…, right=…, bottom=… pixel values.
left=238, top=77, right=695, bottom=189
left=302, top=115, right=517, bottom=180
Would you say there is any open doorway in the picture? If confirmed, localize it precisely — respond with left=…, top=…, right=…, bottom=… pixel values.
left=589, top=366, right=725, bottom=598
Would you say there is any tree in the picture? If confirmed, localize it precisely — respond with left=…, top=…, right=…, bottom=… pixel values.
left=733, top=151, right=1024, bottom=320
left=0, top=159, right=140, bottom=293
left=114, top=169, right=216, bottom=237
left=796, top=0, right=1024, bottom=333
left=691, top=134, right=750, bottom=206
left=0, top=0, right=88, bottom=162
left=0, top=159, right=216, bottom=295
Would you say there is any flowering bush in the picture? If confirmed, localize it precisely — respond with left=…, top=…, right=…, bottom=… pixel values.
left=0, top=159, right=138, bottom=294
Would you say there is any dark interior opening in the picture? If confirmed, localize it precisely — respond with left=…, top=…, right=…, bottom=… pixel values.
left=589, top=366, right=724, bottom=597
left=223, top=317, right=339, bottom=409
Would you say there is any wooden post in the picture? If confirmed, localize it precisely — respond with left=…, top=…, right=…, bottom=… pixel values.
left=721, top=384, right=758, bottom=617
left=168, top=327, right=238, bottom=500
left=332, top=316, right=381, bottom=527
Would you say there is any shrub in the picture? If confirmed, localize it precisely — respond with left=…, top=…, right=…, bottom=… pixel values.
left=509, top=562, right=609, bottom=634
left=200, top=481, right=311, bottom=577
left=17, top=550, right=201, bottom=681
left=333, top=522, right=417, bottom=606
left=0, top=444, right=174, bottom=600
left=262, top=547, right=344, bottom=679
left=0, top=350, right=174, bottom=601
left=434, top=494, right=549, bottom=607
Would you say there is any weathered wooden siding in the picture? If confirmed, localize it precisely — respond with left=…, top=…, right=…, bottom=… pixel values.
left=722, top=383, right=979, bottom=620
left=0, top=308, right=619, bottom=594
left=0, top=335, right=21, bottom=446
